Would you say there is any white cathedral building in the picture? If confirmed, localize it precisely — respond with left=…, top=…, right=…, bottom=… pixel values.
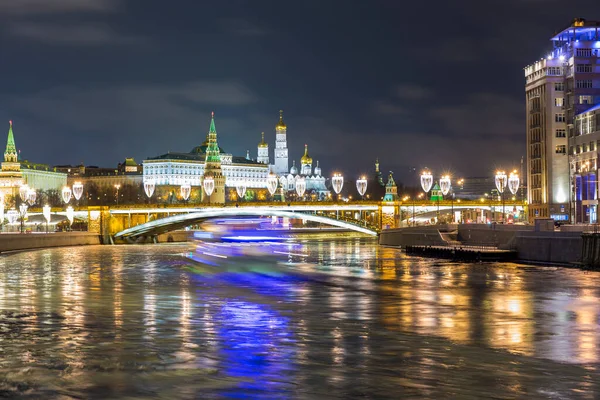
left=143, top=110, right=329, bottom=198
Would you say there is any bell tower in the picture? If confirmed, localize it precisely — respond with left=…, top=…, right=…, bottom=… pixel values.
left=201, top=112, right=225, bottom=204
left=273, top=110, right=288, bottom=175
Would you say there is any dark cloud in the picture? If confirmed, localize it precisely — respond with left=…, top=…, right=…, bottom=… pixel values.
left=0, top=0, right=118, bottom=15
left=7, top=22, right=145, bottom=45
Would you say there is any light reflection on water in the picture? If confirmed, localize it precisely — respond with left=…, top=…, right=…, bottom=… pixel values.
left=0, top=239, right=599, bottom=398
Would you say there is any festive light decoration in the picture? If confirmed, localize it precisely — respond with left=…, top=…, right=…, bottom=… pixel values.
left=0, top=193, right=4, bottom=225
left=356, top=176, right=368, bottom=197
left=295, top=176, right=306, bottom=197
left=19, top=185, right=29, bottom=202
left=7, top=209, right=18, bottom=224
left=43, top=204, right=51, bottom=223
left=19, top=203, right=28, bottom=218
left=420, top=171, right=433, bottom=193
left=332, top=173, right=344, bottom=195
left=62, top=186, right=72, bottom=204
left=180, top=183, right=191, bottom=201
left=66, top=206, right=74, bottom=225
left=144, top=178, right=155, bottom=198
left=266, top=174, right=278, bottom=197
left=439, top=175, right=452, bottom=196
left=235, top=180, right=247, bottom=199
left=26, top=188, right=36, bottom=206
left=508, top=171, right=520, bottom=195
left=495, top=171, right=508, bottom=194
left=72, top=182, right=84, bottom=201
left=203, top=176, right=215, bottom=197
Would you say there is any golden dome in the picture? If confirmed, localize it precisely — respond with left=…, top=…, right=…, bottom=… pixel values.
left=301, top=144, right=312, bottom=165
left=275, top=110, right=286, bottom=130
left=258, top=132, right=268, bottom=148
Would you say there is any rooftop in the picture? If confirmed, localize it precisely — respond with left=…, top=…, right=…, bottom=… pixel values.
left=551, top=18, right=600, bottom=41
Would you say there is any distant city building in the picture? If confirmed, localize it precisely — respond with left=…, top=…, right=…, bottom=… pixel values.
left=0, top=121, right=67, bottom=199
left=279, top=144, right=328, bottom=198
left=571, top=104, right=600, bottom=223
left=383, top=171, right=399, bottom=201
left=525, top=18, right=600, bottom=222
left=55, top=158, right=143, bottom=190
left=273, top=110, right=289, bottom=175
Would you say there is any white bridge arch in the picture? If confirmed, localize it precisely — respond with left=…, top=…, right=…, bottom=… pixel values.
left=114, top=208, right=378, bottom=239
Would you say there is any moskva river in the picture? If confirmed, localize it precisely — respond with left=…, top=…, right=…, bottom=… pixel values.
left=1, top=238, right=600, bottom=399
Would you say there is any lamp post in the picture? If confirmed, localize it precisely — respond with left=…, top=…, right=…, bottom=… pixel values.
left=43, top=204, right=51, bottom=233
left=495, top=171, right=508, bottom=223
left=508, top=170, right=520, bottom=222
left=439, top=175, right=452, bottom=223
left=114, top=184, right=121, bottom=206
left=356, top=176, right=367, bottom=200
left=331, top=173, right=343, bottom=201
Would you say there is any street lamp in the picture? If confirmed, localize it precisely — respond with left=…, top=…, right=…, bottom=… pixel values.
left=114, top=184, right=121, bottom=206
left=267, top=173, right=278, bottom=201
left=62, top=186, right=72, bottom=204
left=43, top=204, right=51, bottom=233
left=439, top=175, right=452, bottom=222
left=495, top=171, right=508, bottom=223
left=19, top=203, right=28, bottom=233
left=356, top=176, right=367, bottom=200
left=66, top=206, right=74, bottom=230
left=19, top=185, right=29, bottom=203
left=296, top=176, right=306, bottom=200
left=332, top=173, right=343, bottom=201
left=508, top=170, right=520, bottom=222
left=7, top=209, right=18, bottom=225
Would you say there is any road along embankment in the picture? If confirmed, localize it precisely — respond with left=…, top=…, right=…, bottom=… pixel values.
left=0, top=232, right=101, bottom=253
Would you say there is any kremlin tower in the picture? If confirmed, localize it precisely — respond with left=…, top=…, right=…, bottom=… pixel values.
left=202, top=112, right=225, bottom=204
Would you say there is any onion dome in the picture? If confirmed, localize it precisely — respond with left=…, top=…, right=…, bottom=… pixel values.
left=276, top=110, right=286, bottom=130
left=258, top=132, right=268, bottom=148
left=314, top=160, right=321, bottom=176
left=301, top=144, right=312, bottom=165
left=290, top=160, right=298, bottom=175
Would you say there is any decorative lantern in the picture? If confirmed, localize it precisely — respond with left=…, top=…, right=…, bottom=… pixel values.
left=26, top=188, right=36, bottom=206
left=144, top=178, right=155, bottom=198
left=66, top=206, right=74, bottom=225
left=439, top=175, right=452, bottom=196
left=62, top=186, right=72, bottom=204
left=19, top=185, right=29, bottom=202
left=72, top=182, right=84, bottom=201
left=235, top=180, right=247, bottom=200
left=508, top=171, right=520, bottom=195
left=267, top=174, right=278, bottom=197
left=495, top=171, right=508, bottom=194
left=295, top=177, right=306, bottom=197
left=43, top=204, right=51, bottom=223
left=203, top=176, right=215, bottom=197
left=356, top=176, right=368, bottom=197
left=332, top=173, right=344, bottom=195
left=420, top=171, right=433, bottom=193
left=180, top=183, right=191, bottom=201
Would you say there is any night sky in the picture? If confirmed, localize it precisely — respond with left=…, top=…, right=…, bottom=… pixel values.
left=1, top=0, right=598, bottom=184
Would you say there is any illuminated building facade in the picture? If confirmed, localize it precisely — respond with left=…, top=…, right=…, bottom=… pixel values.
left=273, top=110, right=289, bottom=175
left=143, top=113, right=269, bottom=193
left=525, top=18, right=600, bottom=222
left=570, top=104, right=600, bottom=222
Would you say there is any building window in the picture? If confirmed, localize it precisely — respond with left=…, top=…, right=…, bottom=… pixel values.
left=555, top=98, right=564, bottom=107
left=576, top=48, right=592, bottom=57
left=579, top=95, right=594, bottom=105
left=547, top=67, right=562, bottom=76
left=555, top=129, right=566, bottom=138
left=591, top=141, right=596, bottom=151
left=576, top=64, right=593, bottom=73
left=570, top=146, right=575, bottom=155
left=554, top=82, right=564, bottom=91
left=556, top=145, right=566, bottom=154
left=576, top=80, right=593, bottom=89
left=555, top=113, right=565, bottom=122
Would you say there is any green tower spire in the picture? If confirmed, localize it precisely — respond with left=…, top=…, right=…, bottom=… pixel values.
left=4, top=120, right=17, bottom=163
left=205, top=112, right=221, bottom=164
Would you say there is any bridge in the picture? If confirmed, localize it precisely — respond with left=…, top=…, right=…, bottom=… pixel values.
left=22, top=199, right=526, bottom=241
